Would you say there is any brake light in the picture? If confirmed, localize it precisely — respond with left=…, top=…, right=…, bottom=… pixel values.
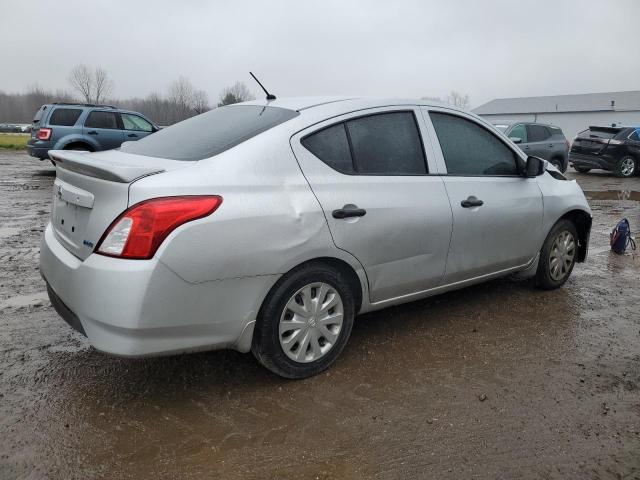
left=96, top=196, right=223, bottom=260
left=37, top=128, right=52, bottom=141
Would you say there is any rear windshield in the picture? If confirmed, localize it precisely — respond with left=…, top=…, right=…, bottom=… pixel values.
left=33, top=106, right=47, bottom=124
left=121, top=105, right=299, bottom=161
left=579, top=127, right=621, bottom=140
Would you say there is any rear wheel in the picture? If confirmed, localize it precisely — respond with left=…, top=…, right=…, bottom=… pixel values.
left=64, top=143, right=92, bottom=152
left=574, top=166, right=591, bottom=173
left=252, top=263, right=355, bottom=379
left=615, top=156, right=636, bottom=178
left=535, top=220, right=578, bottom=290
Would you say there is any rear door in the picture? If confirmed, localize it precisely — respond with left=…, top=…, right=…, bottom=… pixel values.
left=121, top=113, right=155, bottom=142
left=425, top=109, right=543, bottom=284
left=526, top=124, right=552, bottom=159
left=291, top=107, right=453, bottom=304
left=83, top=110, right=124, bottom=150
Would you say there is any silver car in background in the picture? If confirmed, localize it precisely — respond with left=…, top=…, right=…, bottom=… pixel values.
left=40, top=97, right=592, bottom=378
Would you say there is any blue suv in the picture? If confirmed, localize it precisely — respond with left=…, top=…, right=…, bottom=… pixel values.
left=27, top=103, right=159, bottom=160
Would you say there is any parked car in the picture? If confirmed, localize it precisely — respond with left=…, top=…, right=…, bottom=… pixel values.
left=27, top=103, right=159, bottom=161
left=40, top=98, right=592, bottom=379
left=0, top=123, right=23, bottom=133
left=569, top=125, right=640, bottom=177
left=493, top=122, right=570, bottom=172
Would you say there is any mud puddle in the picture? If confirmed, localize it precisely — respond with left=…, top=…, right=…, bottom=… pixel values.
left=584, top=190, right=640, bottom=201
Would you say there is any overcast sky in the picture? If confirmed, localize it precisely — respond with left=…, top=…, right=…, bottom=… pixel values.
left=2, top=0, right=639, bottom=108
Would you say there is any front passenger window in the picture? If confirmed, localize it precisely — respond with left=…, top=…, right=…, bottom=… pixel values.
left=509, top=124, right=527, bottom=143
left=430, top=112, right=519, bottom=176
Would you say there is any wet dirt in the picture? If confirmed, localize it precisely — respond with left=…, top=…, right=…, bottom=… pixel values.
left=1, top=152, right=639, bottom=479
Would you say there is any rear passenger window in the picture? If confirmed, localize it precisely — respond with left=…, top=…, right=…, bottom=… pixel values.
left=85, top=111, right=119, bottom=130
left=49, top=108, right=82, bottom=126
left=346, top=112, right=426, bottom=174
left=430, top=112, right=519, bottom=176
left=527, top=125, right=551, bottom=142
left=301, top=123, right=354, bottom=173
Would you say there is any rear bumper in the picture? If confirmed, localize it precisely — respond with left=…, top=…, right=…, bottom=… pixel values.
left=27, top=144, right=50, bottom=159
left=40, top=223, right=278, bottom=356
left=569, top=152, right=616, bottom=171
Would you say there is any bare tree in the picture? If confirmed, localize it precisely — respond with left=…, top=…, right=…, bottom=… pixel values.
left=217, top=82, right=255, bottom=107
left=68, top=64, right=114, bottom=104
left=192, top=89, right=210, bottom=114
left=168, top=76, right=197, bottom=119
left=94, top=67, right=114, bottom=104
left=447, top=91, right=470, bottom=110
left=69, top=64, right=93, bottom=103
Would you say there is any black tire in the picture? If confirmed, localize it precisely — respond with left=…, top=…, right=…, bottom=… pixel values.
left=614, top=156, right=637, bottom=178
left=252, top=263, right=355, bottom=379
left=550, top=158, right=564, bottom=172
left=65, top=144, right=92, bottom=152
left=574, top=166, right=591, bottom=173
left=535, top=219, right=578, bottom=290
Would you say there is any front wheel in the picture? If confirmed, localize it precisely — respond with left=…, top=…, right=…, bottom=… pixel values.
left=535, top=220, right=578, bottom=290
left=550, top=158, right=564, bottom=172
left=615, top=156, right=636, bottom=178
left=252, top=263, right=355, bottom=379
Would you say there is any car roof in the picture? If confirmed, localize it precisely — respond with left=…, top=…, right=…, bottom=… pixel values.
left=491, top=120, right=562, bottom=129
left=238, top=96, right=473, bottom=129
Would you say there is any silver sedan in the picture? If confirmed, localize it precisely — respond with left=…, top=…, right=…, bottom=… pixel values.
left=40, top=97, right=592, bottom=378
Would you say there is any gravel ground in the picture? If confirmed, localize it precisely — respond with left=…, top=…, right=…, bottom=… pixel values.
left=1, top=150, right=639, bottom=479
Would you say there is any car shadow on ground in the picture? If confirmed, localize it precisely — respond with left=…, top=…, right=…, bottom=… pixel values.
left=45, top=275, right=566, bottom=402
left=33, top=168, right=56, bottom=177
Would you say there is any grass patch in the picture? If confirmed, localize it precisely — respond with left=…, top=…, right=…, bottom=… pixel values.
left=0, top=133, right=29, bottom=150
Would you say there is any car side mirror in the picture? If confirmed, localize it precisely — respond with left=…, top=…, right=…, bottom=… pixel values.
left=509, top=136, right=522, bottom=144
left=524, top=156, right=545, bottom=177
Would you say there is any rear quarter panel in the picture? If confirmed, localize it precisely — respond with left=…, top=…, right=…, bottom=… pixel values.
left=128, top=125, right=362, bottom=284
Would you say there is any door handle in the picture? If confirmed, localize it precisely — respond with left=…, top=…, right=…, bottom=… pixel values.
left=461, top=196, right=484, bottom=208
left=128, top=133, right=138, bottom=138
left=548, top=144, right=554, bottom=148
left=87, top=130, right=98, bottom=135
left=332, top=206, right=367, bottom=219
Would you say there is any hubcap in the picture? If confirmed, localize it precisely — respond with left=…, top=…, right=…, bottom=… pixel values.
left=279, top=283, right=344, bottom=363
left=621, top=157, right=635, bottom=176
left=549, top=230, right=576, bottom=281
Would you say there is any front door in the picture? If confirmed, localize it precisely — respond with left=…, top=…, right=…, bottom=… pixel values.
left=121, top=113, right=154, bottom=143
left=83, top=110, right=124, bottom=150
left=291, top=107, right=453, bottom=304
left=425, top=109, right=544, bottom=284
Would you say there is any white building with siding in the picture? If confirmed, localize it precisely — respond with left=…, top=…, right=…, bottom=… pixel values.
left=474, top=91, right=640, bottom=141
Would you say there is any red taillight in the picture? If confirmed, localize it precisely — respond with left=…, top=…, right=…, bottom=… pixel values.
left=96, top=196, right=223, bottom=260
left=37, top=128, right=52, bottom=141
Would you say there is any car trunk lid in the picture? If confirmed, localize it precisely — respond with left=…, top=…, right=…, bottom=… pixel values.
left=571, top=126, right=624, bottom=155
left=48, top=149, right=191, bottom=260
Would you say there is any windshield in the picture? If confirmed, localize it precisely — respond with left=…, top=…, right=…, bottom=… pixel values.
left=121, top=105, right=299, bottom=161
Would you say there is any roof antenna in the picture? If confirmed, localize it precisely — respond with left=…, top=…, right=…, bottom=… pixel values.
left=250, top=72, right=276, bottom=101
